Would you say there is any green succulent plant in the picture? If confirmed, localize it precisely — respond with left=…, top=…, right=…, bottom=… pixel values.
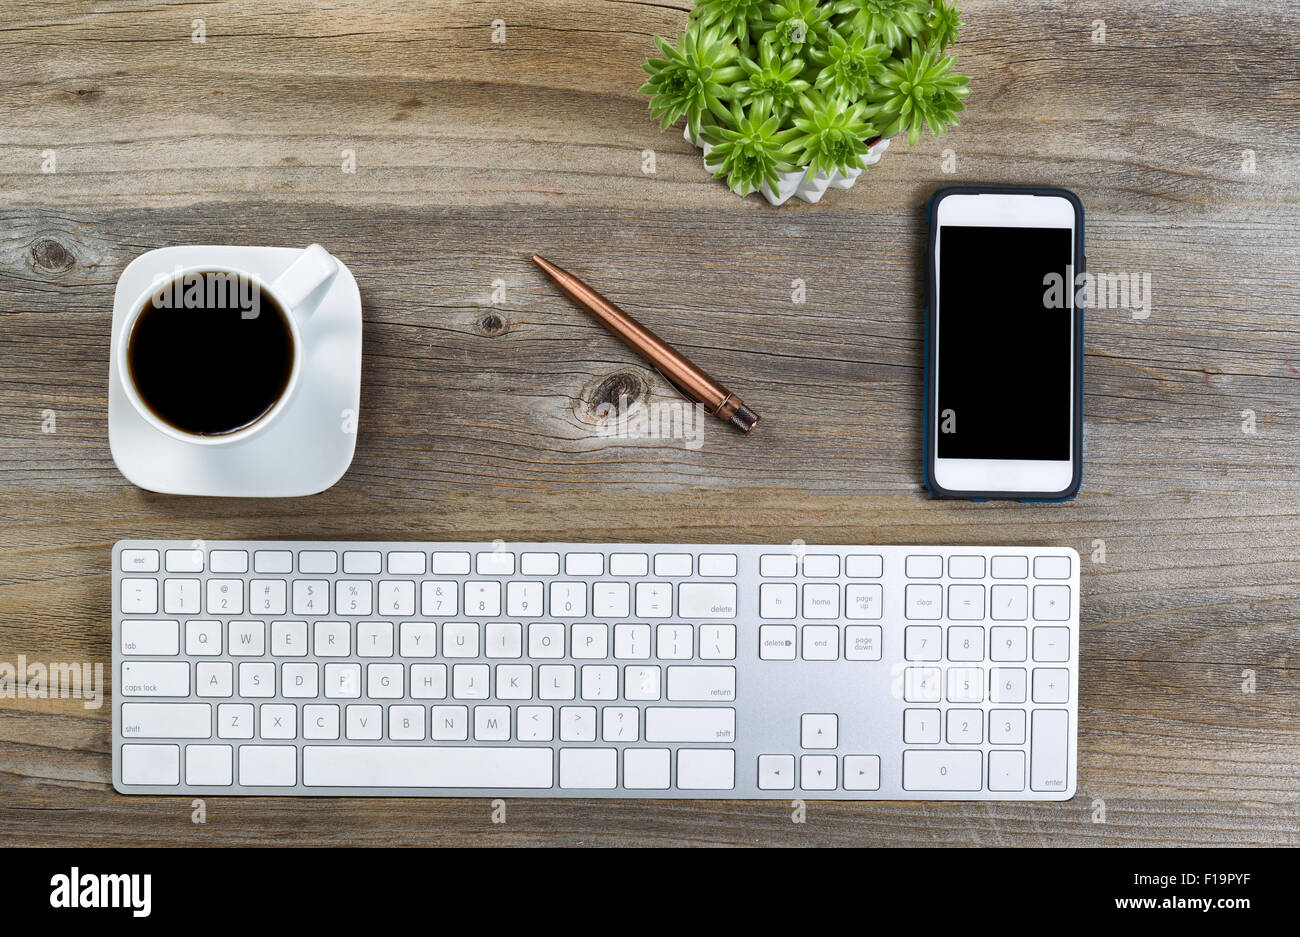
left=832, top=0, right=930, bottom=50
left=690, top=0, right=768, bottom=49
left=924, top=0, right=963, bottom=50
left=734, top=39, right=811, bottom=117
left=639, top=2, right=972, bottom=201
left=640, top=24, right=742, bottom=141
left=811, top=29, right=889, bottom=99
left=787, top=89, right=877, bottom=176
left=757, top=0, right=836, bottom=60
left=863, top=39, right=969, bottom=145
left=702, top=100, right=800, bottom=194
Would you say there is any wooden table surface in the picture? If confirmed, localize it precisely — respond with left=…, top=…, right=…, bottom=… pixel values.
left=2, top=0, right=1298, bottom=846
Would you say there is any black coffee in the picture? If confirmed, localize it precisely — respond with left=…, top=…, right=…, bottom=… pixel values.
left=127, top=273, right=294, bottom=436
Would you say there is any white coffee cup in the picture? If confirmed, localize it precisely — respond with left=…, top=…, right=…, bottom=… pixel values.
left=115, top=244, right=339, bottom=446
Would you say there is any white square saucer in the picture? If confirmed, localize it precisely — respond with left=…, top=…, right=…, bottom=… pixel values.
left=109, top=246, right=362, bottom=497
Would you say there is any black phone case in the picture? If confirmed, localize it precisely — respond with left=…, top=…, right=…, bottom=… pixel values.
left=923, top=184, right=1086, bottom=502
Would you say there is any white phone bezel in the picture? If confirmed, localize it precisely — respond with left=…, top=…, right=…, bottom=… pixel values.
left=932, top=192, right=1077, bottom=495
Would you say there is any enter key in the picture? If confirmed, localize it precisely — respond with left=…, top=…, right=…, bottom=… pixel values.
left=666, top=666, right=736, bottom=702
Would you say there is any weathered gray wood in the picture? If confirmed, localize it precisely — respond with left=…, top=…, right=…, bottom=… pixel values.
left=0, top=0, right=1298, bottom=845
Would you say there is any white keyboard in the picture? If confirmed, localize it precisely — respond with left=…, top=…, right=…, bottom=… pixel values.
left=112, top=541, right=1079, bottom=799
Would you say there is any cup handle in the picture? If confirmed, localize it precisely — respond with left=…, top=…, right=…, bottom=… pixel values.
left=271, top=244, right=338, bottom=318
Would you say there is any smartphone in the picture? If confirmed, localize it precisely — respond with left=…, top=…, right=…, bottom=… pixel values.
left=924, top=185, right=1085, bottom=501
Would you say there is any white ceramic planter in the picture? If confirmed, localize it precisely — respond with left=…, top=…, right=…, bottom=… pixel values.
left=685, top=125, right=890, bottom=206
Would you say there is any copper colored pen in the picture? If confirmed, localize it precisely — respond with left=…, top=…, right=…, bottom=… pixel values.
left=531, top=255, right=760, bottom=434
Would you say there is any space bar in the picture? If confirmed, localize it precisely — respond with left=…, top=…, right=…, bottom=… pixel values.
left=303, top=746, right=554, bottom=788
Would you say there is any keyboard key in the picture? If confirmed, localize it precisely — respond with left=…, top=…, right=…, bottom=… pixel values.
left=948, top=555, right=985, bottom=579
left=420, top=581, right=458, bottom=616
left=357, top=621, right=394, bottom=657
left=194, top=661, right=230, bottom=697
left=299, top=551, right=338, bottom=574
left=679, top=582, right=737, bottom=619
left=186, top=744, right=233, bottom=786
left=623, top=665, right=661, bottom=702
left=760, top=554, right=797, bottom=577
left=801, top=625, right=839, bottom=660
left=411, top=664, right=448, bottom=700
left=990, top=626, right=1028, bottom=661
left=699, top=625, right=736, bottom=660
left=634, top=582, right=672, bottom=618
left=948, top=584, right=985, bottom=620
left=989, top=750, right=1026, bottom=792
left=271, top=620, right=308, bottom=657
left=990, top=667, right=1027, bottom=703
left=698, top=553, right=737, bottom=577
left=304, top=705, right=341, bottom=740
left=905, top=555, right=943, bottom=578
left=759, top=583, right=797, bottom=619
left=653, top=553, right=691, bottom=577
left=559, top=706, right=596, bottom=741
left=1033, top=626, right=1071, bottom=662
left=990, top=585, right=1028, bottom=621
left=800, top=754, right=837, bottom=790
left=249, top=580, right=287, bottom=616
left=802, top=584, right=839, bottom=619
left=474, top=706, right=510, bottom=741
left=845, top=554, right=883, bottom=578
left=903, top=750, right=982, bottom=791
left=645, top=707, right=735, bottom=743
left=905, top=626, right=942, bottom=661
left=120, top=578, right=157, bottom=614
left=120, top=661, right=189, bottom=697
left=391, top=705, right=427, bottom=740
left=367, top=663, right=403, bottom=698
left=303, top=746, right=554, bottom=788
left=844, top=755, right=881, bottom=791
left=254, top=550, right=293, bottom=573
left=572, top=623, right=609, bottom=659
left=314, top=621, right=350, bottom=656
left=387, top=551, right=426, bottom=575
left=292, top=580, right=330, bottom=615
left=758, top=754, right=795, bottom=790
left=560, top=748, right=617, bottom=789
left=905, top=584, right=942, bottom=619
left=990, top=709, right=1026, bottom=745
left=517, top=706, right=553, bottom=741
left=432, top=552, right=471, bottom=575
left=476, top=551, right=515, bottom=576
left=991, top=555, right=1028, bottom=579
left=529, top=622, right=565, bottom=658
left=121, top=620, right=179, bottom=656
left=120, top=549, right=159, bottom=572
left=120, top=702, right=210, bottom=739
left=346, top=705, right=383, bottom=740
left=379, top=580, right=416, bottom=617
left=507, top=581, right=544, bottom=617
left=803, top=555, right=839, bottom=577
left=342, top=551, right=381, bottom=574
left=566, top=552, right=604, bottom=576
left=844, top=625, right=882, bottom=660
left=677, top=749, right=734, bottom=790
left=239, top=745, right=297, bottom=786
left=903, top=708, right=940, bottom=744
left=549, top=581, right=586, bottom=617
left=1032, top=668, right=1070, bottom=703
left=845, top=584, right=883, bottom=619
left=1033, top=585, right=1071, bottom=621
left=206, top=579, right=243, bottom=615
left=602, top=706, right=639, bottom=742
left=164, top=578, right=201, bottom=614
left=666, top=666, right=735, bottom=702
left=464, top=581, right=501, bottom=617
left=609, top=553, right=648, bottom=576
left=613, top=624, right=651, bottom=659
left=580, top=665, right=617, bottom=701
left=538, top=665, right=575, bottom=700
left=521, top=552, right=560, bottom=575
left=759, top=625, right=796, bottom=660
left=165, top=548, right=204, bottom=572
left=335, top=580, right=374, bottom=616
left=217, top=704, right=254, bottom=739
left=1034, top=555, right=1072, bottom=579
left=903, top=667, right=941, bottom=703
left=655, top=624, right=693, bottom=660
left=188, top=621, right=220, bottom=657
left=325, top=663, right=361, bottom=699
left=260, top=704, right=297, bottom=739
left=801, top=713, right=837, bottom=749
left=946, top=625, right=984, bottom=662
left=121, top=744, right=179, bottom=785
left=431, top=706, right=468, bottom=740
left=1031, top=710, right=1069, bottom=792
left=210, top=550, right=248, bottom=573
left=282, top=663, right=318, bottom=699
left=453, top=664, right=490, bottom=700
left=485, top=623, right=523, bottom=659
left=239, top=662, right=274, bottom=698
left=946, top=708, right=983, bottom=744
left=947, top=667, right=984, bottom=703
left=624, top=748, right=671, bottom=789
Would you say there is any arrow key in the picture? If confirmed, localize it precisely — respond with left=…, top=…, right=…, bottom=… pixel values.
left=801, top=713, right=838, bottom=749
left=800, top=754, right=837, bottom=790
left=758, top=754, right=795, bottom=790
left=844, top=755, right=881, bottom=791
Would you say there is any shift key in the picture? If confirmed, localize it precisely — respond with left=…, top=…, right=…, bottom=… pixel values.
left=120, top=661, right=190, bottom=697
left=645, top=707, right=735, bottom=742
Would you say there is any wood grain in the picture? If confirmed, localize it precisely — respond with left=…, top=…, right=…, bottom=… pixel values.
left=1, top=0, right=1299, bottom=845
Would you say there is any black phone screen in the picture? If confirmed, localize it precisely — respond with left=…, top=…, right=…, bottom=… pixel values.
left=936, top=225, right=1074, bottom=461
